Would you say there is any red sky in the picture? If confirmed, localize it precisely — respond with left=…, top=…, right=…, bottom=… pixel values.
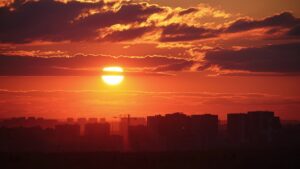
left=0, top=0, right=300, bottom=120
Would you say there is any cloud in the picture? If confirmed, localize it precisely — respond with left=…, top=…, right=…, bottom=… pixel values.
left=0, top=0, right=164, bottom=43
left=2, top=42, right=299, bottom=76
left=160, top=24, right=219, bottom=42
left=225, top=12, right=300, bottom=33
left=0, top=0, right=299, bottom=55
left=0, top=0, right=236, bottom=43
left=4, top=0, right=299, bottom=44
left=0, top=50, right=68, bottom=57
left=202, top=42, right=300, bottom=74
left=154, top=60, right=197, bottom=72
left=102, top=26, right=154, bottom=41
left=178, top=7, right=198, bottom=16
left=0, top=0, right=104, bottom=43
left=224, top=12, right=300, bottom=39
left=159, top=12, right=300, bottom=42
left=286, top=24, right=300, bottom=37
left=157, top=11, right=300, bottom=42
left=75, top=2, right=164, bottom=30
left=0, top=53, right=193, bottom=75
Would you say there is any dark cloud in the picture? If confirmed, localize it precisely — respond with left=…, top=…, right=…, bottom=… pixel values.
left=226, top=12, right=300, bottom=33
left=0, top=0, right=103, bottom=43
left=154, top=60, right=196, bottom=72
left=203, top=42, right=300, bottom=73
left=103, top=26, right=154, bottom=41
left=0, top=54, right=191, bottom=75
left=286, top=24, right=300, bottom=36
left=1, top=0, right=299, bottom=44
left=158, top=12, right=300, bottom=42
left=0, top=0, right=163, bottom=43
left=160, top=24, right=219, bottom=42
left=178, top=8, right=198, bottom=16
left=0, top=0, right=299, bottom=53
left=75, top=3, right=163, bottom=31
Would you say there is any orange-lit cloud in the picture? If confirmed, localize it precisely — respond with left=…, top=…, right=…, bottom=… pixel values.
left=1, top=0, right=299, bottom=45
left=0, top=53, right=198, bottom=75
left=201, top=42, right=300, bottom=74
left=0, top=0, right=300, bottom=77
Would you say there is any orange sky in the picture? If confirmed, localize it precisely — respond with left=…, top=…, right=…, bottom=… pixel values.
left=0, top=0, right=300, bottom=120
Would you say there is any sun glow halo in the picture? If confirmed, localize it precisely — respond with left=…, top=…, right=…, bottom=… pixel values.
left=101, top=66, right=124, bottom=86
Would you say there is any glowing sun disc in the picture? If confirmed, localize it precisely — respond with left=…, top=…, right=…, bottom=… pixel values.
left=103, top=66, right=123, bottom=72
left=101, top=66, right=124, bottom=85
left=102, top=75, right=124, bottom=85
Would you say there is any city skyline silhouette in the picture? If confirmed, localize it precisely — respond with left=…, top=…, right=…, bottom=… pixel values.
left=0, top=110, right=295, bottom=152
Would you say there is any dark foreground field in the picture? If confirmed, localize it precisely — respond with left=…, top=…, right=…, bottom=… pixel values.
left=1, top=148, right=300, bottom=169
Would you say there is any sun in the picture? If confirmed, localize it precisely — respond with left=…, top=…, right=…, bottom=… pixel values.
left=101, top=66, right=124, bottom=86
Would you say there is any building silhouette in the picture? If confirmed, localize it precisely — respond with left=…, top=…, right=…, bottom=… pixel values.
left=227, top=113, right=247, bottom=143
left=145, top=112, right=219, bottom=151
left=120, top=116, right=146, bottom=151
left=0, top=111, right=289, bottom=153
left=84, top=122, right=110, bottom=138
left=227, top=111, right=281, bottom=145
left=54, top=124, right=81, bottom=151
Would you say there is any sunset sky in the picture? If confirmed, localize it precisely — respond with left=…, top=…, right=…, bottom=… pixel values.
left=0, top=0, right=300, bottom=120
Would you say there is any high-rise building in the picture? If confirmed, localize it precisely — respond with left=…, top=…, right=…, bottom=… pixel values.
left=147, top=113, right=219, bottom=151
left=84, top=122, right=110, bottom=138
left=227, top=111, right=281, bottom=144
left=227, top=113, right=247, bottom=143
left=55, top=124, right=80, bottom=138
left=190, top=114, right=219, bottom=146
left=247, top=111, right=281, bottom=142
left=128, top=125, right=150, bottom=151
left=119, top=116, right=146, bottom=151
